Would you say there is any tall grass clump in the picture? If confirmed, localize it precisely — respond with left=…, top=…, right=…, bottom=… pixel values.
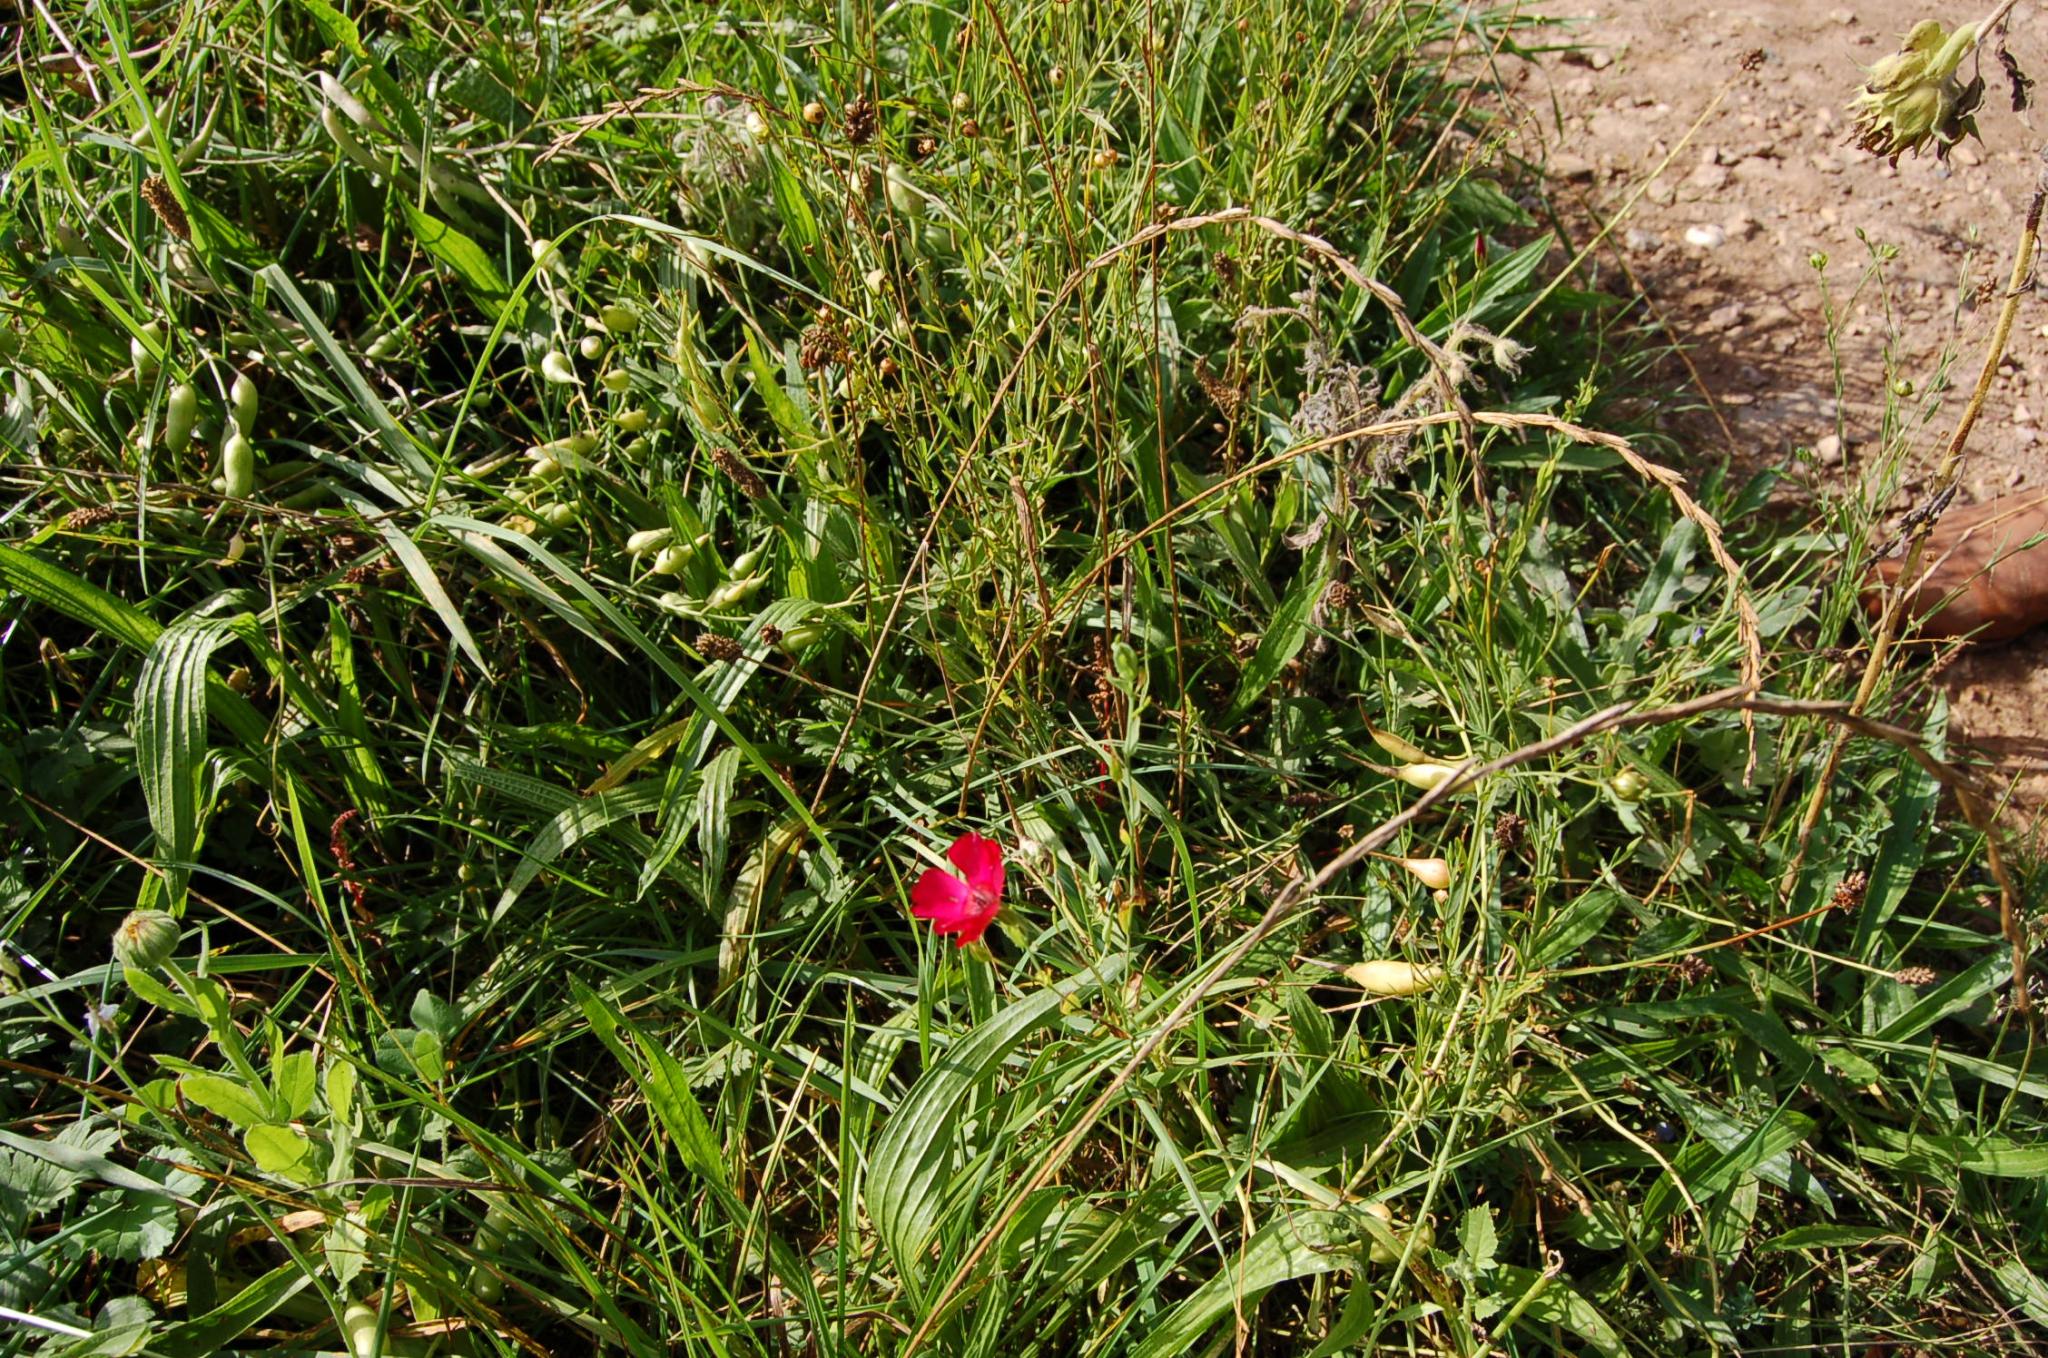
left=0, top=1, right=2041, bottom=1355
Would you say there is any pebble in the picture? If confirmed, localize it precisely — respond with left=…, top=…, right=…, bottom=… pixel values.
left=1690, top=162, right=1732, bottom=191
left=1953, top=144, right=1982, bottom=167
left=1816, top=433, right=1846, bottom=466
left=2014, top=402, right=2034, bottom=426
left=1726, top=210, right=1760, bottom=240
left=1685, top=223, right=1727, bottom=248
left=1553, top=152, right=1598, bottom=182
left=1624, top=226, right=1662, bottom=252
left=1703, top=302, right=1746, bottom=333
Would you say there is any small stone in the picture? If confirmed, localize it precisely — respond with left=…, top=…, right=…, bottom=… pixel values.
left=1690, top=162, right=1730, bottom=191
left=1703, top=302, right=1746, bottom=333
left=1553, top=152, right=1598, bottom=182
left=1815, top=434, right=1845, bottom=466
left=1684, top=223, right=1727, bottom=249
left=1810, top=153, right=1842, bottom=174
left=2014, top=402, right=2034, bottom=426
left=1588, top=49, right=1614, bottom=70
left=1828, top=7, right=1855, bottom=22
left=1624, top=226, right=1662, bottom=252
left=1725, top=210, right=1760, bottom=240
left=1953, top=143, right=1982, bottom=167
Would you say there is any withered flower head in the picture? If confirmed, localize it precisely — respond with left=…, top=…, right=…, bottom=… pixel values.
left=1850, top=19, right=1984, bottom=164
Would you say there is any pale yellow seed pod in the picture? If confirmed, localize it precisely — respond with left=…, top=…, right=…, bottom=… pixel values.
left=1387, top=855, right=1451, bottom=891
left=1344, top=960, right=1443, bottom=997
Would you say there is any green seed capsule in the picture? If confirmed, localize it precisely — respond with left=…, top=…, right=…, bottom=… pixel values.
left=131, top=322, right=164, bottom=380
left=342, top=1302, right=381, bottom=1358
left=221, top=433, right=256, bottom=498
left=230, top=373, right=259, bottom=436
left=540, top=501, right=577, bottom=530
left=625, top=527, right=673, bottom=556
left=600, top=303, right=640, bottom=335
left=579, top=334, right=605, bottom=361
left=615, top=407, right=650, bottom=433
left=706, top=574, right=765, bottom=608
left=165, top=383, right=198, bottom=455
left=601, top=370, right=633, bottom=393
left=540, top=350, right=578, bottom=385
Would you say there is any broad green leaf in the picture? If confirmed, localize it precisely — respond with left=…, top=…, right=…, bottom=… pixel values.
left=132, top=615, right=235, bottom=910
left=1536, top=887, right=1624, bottom=967
left=401, top=202, right=518, bottom=321
left=154, top=1262, right=312, bottom=1358
left=575, top=984, right=727, bottom=1187
left=179, top=1073, right=277, bottom=1130
left=244, top=1126, right=318, bottom=1184
left=1132, top=1207, right=1357, bottom=1358
left=1228, top=552, right=1330, bottom=719
left=71, top=1190, right=179, bottom=1262
left=865, top=956, right=1125, bottom=1292
left=270, top=1051, right=317, bottom=1121
left=696, top=745, right=744, bottom=909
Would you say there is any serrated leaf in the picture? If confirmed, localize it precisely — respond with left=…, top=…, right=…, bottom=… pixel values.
left=243, top=1126, right=317, bottom=1184
left=179, top=1073, right=277, bottom=1130
left=71, top=1190, right=179, bottom=1262
left=1459, top=1203, right=1499, bottom=1274
left=132, top=617, right=236, bottom=910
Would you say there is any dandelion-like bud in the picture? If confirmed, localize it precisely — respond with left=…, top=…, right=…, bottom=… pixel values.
left=1849, top=19, right=1984, bottom=163
left=112, top=909, right=180, bottom=971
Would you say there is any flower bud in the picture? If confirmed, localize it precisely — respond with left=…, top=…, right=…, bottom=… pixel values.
left=1609, top=767, right=1649, bottom=802
left=112, top=909, right=180, bottom=971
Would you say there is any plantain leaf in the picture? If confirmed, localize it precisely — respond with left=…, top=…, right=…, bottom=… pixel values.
left=134, top=617, right=236, bottom=910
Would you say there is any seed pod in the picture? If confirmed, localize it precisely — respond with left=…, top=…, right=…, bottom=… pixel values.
left=1363, top=1202, right=1435, bottom=1265
left=1049, top=65, right=1066, bottom=86
left=601, top=369, right=634, bottom=393
left=220, top=433, right=256, bottom=499
left=230, top=372, right=259, bottom=436
left=600, top=302, right=640, bottom=335
left=706, top=575, right=765, bottom=608
left=342, top=1302, right=381, bottom=1358
left=774, top=621, right=826, bottom=653
left=527, top=454, right=562, bottom=481
left=364, top=328, right=404, bottom=361
left=626, top=527, right=673, bottom=557
left=651, top=544, right=689, bottom=576
left=131, top=322, right=164, bottom=380
left=884, top=166, right=924, bottom=218
left=538, top=502, right=577, bottom=530
left=728, top=545, right=766, bottom=576
left=951, top=91, right=973, bottom=114
left=319, top=72, right=378, bottom=130
left=1343, top=960, right=1443, bottom=997
left=802, top=100, right=827, bottom=126
left=112, top=909, right=180, bottom=971
left=865, top=267, right=889, bottom=293
left=1391, top=761, right=1462, bottom=793
left=540, top=350, right=579, bottom=385
left=321, top=105, right=380, bottom=170
left=1609, top=767, right=1649, bottom=802
left=165, top=383, right=198, bottom=455
left=579, top=334, right=605, bottom=361
left=615, top=407, right=651, bottom=433
left=1374, top=854, right=1451, bottom=891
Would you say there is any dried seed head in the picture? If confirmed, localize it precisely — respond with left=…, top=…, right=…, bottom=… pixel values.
left=1493, top=812, right=1526, bottom=850
left=710, top=445, right=769, bottom=500
left=844, top=95, right=878, bottom=145
left=759, top=624, right=783, bottom=647
left=1831, top=870, right=1870, bottom=913
left=1323, top=579, right=1354, bottom=611
left=696, top=632, right=744, bottom=662
left=141, top=176, right=190, bottom=240
left=951, top=91, right=972, bottom=114
left=1893, top=965, right=1938, bottom=986
left=1091, top=147, right=1119, bottom=169
left=1673, top=954, right=1713, bottom=985
left=799, top=314, right=849, bottom=371
left=910, top=135, right=939, bottom=160
left=68, top=504, right=119, bottom=529
left=959, top=118, right=981, bottom=138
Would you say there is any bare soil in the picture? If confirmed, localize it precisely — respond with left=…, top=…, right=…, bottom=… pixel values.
left=1511, top=0, right=2048, bottom=832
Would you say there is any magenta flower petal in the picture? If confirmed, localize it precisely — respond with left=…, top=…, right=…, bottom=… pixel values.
left=911, top=867, right=973, bottom=929
left=947, top=832, right=1005, bottom=900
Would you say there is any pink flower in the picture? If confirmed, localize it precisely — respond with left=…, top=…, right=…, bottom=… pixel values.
left=910, top=832, right=1006, bottom=946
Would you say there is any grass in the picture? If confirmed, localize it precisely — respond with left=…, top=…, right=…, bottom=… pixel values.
left=1, top=0, right=2044, bottom=1354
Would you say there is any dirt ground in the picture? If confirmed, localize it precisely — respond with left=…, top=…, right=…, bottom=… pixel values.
left=1510, top=0, right=2048, bottom=833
